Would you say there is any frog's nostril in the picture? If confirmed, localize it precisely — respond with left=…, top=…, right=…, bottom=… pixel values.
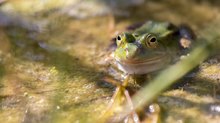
left=124, top=33, right=135, bottom=43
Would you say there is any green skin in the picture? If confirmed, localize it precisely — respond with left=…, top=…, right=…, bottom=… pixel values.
left=114, top=21, right=186, bottom=74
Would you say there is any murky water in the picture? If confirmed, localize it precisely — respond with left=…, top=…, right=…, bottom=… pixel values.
left=0, top=0, right=220, bottom=123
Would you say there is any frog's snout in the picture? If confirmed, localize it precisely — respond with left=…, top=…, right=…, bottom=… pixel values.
left=125, top=43, right=140, bottom=59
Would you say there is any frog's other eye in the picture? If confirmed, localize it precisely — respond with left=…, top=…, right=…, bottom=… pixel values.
left=117, top=35, right=121, bottom=41
left=116, top=35, right=123, bottom=46
left=145, top=34, right=158, bottom=48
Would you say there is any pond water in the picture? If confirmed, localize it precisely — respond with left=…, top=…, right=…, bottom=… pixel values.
left=0, top=0, right=220, bottom=123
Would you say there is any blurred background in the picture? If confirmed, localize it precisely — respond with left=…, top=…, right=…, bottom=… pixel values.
left=0, top=0, right=220, bottom=123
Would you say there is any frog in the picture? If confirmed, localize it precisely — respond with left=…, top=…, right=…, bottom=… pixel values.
left=104, top=21, right=195, bottom=122
left=114, top=21, right=194, bottom=75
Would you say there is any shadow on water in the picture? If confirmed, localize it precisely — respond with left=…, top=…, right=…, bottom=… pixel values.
left=160, top=95, right=220, bottom=122
left=183, top=77, right=220, bottom=97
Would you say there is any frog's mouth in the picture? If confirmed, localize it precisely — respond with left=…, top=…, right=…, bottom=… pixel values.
left=115, top=53, right=170, bottom=65
left=114, top=53, right=171, bottom=74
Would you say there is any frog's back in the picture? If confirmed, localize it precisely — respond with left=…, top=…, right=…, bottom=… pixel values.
left=134, top=21, right=177, bottom=37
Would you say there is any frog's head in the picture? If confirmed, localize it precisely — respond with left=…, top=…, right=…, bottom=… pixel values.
left=114, top=32, right=172, bottom=74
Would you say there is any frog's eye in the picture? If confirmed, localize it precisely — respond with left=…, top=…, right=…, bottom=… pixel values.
left=116, top=35, right=122, bottom=46
left=117, top=35, right=121, bottom=41
left=145, top=34, right=158, bottom=48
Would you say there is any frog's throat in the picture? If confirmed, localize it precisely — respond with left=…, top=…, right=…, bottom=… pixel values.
left=115, top=55, right=171, bottom=74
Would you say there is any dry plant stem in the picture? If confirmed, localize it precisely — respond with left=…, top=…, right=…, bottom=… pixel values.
left=109, top=75, right=130, bottom=108
left=124, top=89, right=140, bottom=123
left=101, top=76, right=130, bottom=118
left=101, top=75, right=141, bottom=123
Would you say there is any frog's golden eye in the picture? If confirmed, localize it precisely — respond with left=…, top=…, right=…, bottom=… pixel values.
left=145, top=34, right=158, bottom=48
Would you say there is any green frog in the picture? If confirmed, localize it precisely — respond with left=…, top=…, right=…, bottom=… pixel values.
left=114, top=21, right=194, bottom=75
left=105, top=21, right=195, bottom=122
